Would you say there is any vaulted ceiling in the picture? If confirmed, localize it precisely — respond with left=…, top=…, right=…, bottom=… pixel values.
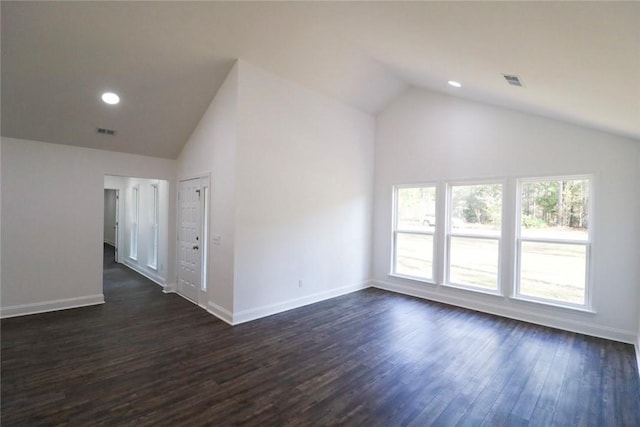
left=2, top=2, right=639, bottom=159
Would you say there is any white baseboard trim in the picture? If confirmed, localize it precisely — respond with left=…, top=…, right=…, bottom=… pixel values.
left=163, top=283, right=177, bottom=294
left=232, top=281, right=371, bottom=325
left=373, top=279, right=636, bottom=344
left=1, top=294, right=105, bottom=318
left=122, top=259, right=165, bottom=288
left=207, top=301, right=233, bottom=325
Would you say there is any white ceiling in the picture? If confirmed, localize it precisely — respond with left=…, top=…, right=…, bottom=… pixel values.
left=2, top=2, right=639, bottom=159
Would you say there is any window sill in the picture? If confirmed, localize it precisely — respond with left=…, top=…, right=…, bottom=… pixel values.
left=511, top=295, right=596, bottom=314
left=388, top=273, right=437, bottom=286
left=442, top=282, right=502, bottom=297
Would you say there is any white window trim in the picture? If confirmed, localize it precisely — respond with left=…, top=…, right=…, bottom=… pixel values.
left=390, top=183, right=438, bottom=284
left=129, top=185, right=139, bottom=261
left=201, top=183, right=210, bottom=292
left=444, top=179, right=505, bottom=295
left=513, top=174, right=594, bottom=311
left=147, top=183, right=159, bottom=270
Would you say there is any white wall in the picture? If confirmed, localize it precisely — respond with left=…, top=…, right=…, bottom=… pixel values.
left=232, top=61, right=375, bottom=322
left=103, top=189, right=117, bottom=245
left=373, top=88, right=640, bottom=343
left=1, top=138, right=176, bottom=317
left=177, top=60, right=375, bottom=324
left=177, top=62, right=239, bottom=319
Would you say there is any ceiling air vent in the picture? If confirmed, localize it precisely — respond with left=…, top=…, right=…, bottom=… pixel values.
left=503, top=74, right=524, bottom=87
left=97, top=127, right=116, bottom=136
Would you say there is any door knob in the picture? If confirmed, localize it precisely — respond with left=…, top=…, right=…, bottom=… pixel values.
left=193, top=245, right=199, bottom=250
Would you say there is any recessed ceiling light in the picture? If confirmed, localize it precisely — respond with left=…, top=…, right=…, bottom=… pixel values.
left=448, top=80, right=462, bottom=88
left=101, top=92, right=120, bottom=105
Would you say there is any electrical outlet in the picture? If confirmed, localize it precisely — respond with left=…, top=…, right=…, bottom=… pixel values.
left=212, top=234, right=221, bottom=245
left=298, top=280, right=303, bottom=288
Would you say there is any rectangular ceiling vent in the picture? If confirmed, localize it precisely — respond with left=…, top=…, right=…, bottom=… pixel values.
left=503, top=74, right=524, bottom=87
left=97, top=127, right=116, bottom=136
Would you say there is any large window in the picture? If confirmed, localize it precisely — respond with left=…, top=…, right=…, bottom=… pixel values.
left=390, top=175, right=594, bottom=312
left=516, top=177, right=591, bottom=307
left=148, top=184, right=159, bottom=269
left=129, top=186, right=139, bottom=260
left=446, top=182, right=502, bottom=292
left=392, top=185, right=437, bottom=281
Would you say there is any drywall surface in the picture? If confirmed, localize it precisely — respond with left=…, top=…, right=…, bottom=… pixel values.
left=232, top=61, right=375, bottom=321
left=176, top=60, right=374, bottom=322
left=373, top=88, right=640, bottom=342
left=177, top=62, right=239, bottom=318
left=1, top=137, right=176, bottom=317
left=104, top=189, right=117, bottom=245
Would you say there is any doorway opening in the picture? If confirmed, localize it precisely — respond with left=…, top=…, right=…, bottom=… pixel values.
left=103, top=175, right=169, bottom=296
left=103, top=189, right=119, bottom=261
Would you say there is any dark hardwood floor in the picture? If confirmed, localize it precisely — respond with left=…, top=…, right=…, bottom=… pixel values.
left=2, top=245, right=639, bottom=426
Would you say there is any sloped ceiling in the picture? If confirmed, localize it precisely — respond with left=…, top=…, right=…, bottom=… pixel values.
left=2, top=1, right=639, bottom=159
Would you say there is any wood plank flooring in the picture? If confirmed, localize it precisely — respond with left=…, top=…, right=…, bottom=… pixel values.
left=1, top=245, right=639, bottom=426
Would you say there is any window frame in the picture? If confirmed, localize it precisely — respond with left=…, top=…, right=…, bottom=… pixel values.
left=148, top=183, right=159, bottom=270
left=514, top=174, right=593, bottom=310
left=201, top=184, right=210, bottom=292
left=129, top=185, right=139, bottom=261
left=390, top=183, right=438, bottom=283
left=444, top=179, right=505, bottom=295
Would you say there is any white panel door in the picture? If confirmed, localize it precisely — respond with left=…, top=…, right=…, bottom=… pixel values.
left=178, top=178, right=201, bottom=303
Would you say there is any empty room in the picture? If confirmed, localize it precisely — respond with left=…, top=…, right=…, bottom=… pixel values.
left=1, top=1, right=639, bottom=425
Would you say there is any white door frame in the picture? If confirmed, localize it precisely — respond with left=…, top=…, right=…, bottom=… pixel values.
left=104, top=187, right=120, bottom=263
left=114, top=189, right=120, bottom=263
